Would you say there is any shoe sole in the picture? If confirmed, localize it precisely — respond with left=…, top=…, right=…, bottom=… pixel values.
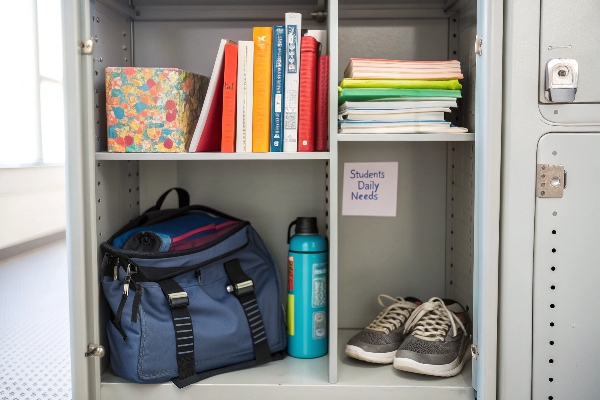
left=345, top=345, right=396, bottom=364
left=392, top=346, right=471, bottom=377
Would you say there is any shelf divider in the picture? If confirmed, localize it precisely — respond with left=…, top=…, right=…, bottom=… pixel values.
left=337, top=133, right=475, bottom=142
left=95, top=152, right=331, bottom=161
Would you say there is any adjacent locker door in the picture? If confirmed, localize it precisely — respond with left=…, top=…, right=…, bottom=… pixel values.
left=62, top=0, right=102, bottom=399
left=472, top=0, right=503, bottom=398
left=533, top=133, right=600, bottom=400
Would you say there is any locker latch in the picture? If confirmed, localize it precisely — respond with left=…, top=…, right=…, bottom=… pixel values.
left=84, top=343, right=105, bottom=358
left=536, top=164, right=566, bottom=198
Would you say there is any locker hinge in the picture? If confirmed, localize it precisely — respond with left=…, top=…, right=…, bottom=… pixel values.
left=474, top=35, right=483, bottom=56
left=80, top=38, right=95, bottom=55
left=311, top=0, right=327, bottom=23
left=84, top=343, right=105, bottom=358
left=471, top=344, right=479, bottom=360
left=536, top=164, right=566, bottom=198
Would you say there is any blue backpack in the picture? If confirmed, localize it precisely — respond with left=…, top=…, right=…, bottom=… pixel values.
left=100, top=188, right=287, bottom=388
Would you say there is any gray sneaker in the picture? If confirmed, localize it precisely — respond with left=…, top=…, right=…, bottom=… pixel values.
left=393, top=297, right=471, bottom=377
left=345, top=295, right=420, bottom=364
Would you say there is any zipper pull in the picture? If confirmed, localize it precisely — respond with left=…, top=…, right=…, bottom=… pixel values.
left=113, top=257, right=120, bottom=281
left=195, top=269, right=202, bottom=285
left=123, top=264, right=132, bottom=296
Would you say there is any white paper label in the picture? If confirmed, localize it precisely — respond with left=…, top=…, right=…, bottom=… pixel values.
left=342, top=162, right=399, bottom=217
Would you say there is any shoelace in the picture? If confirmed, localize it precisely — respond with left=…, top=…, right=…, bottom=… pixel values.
left=403, top=297, right=466, bottom=342
left=365, top=295, right=417, bottom=334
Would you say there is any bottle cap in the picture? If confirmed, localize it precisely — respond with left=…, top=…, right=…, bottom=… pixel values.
left=294, top=217, right=318, bottom=234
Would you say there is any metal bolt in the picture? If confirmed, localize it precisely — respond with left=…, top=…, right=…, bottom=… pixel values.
left=94, top=35, right=99, bottom=42
left=125, top=57, right=128, bottom=62
left=95, top=71, right=98, bottom=75
left=95, top=89, right=98, bottom=93
left=95, top=104, right=99, bottom=108
left=541, top=191, right=546, bottom=196
left=123, top=45, right=127, bottom=50
left=96, top=17, right=100, bottom=22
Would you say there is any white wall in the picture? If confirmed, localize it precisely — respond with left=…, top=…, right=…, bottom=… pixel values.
left=0, top=166, right=66, bottom=249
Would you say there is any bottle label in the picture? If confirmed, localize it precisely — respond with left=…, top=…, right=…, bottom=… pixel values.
left=313, top=311, right=326, bottom=340
left=312, top=262, right=327, bottom=308
left=287, top=294, right=295, bottom=336
left=287, top=256, right=294, bottom=291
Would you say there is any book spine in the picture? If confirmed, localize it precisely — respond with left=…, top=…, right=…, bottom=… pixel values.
left=252, top=27, right=273, bottom=153
left=236, top=41, right=254, bottom=153
left=283, top=12, right=302, bottom=152
left=297, top=36, right=318, bottom=152
left=315, top=55, right=329, bottom=151
left=221, top=43, right=238, bottom=152
left=270, top=26, right=285, bottom=152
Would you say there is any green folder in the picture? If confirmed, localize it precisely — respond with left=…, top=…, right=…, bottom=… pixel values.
left=340, top=79, right=462, bottom=90
left=338, top=87, right=462, bottom=104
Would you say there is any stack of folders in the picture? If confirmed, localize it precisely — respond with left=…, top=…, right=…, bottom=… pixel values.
left=187, top=13, right=329, bottom=153
left=338, top=59, right=469, bottom=134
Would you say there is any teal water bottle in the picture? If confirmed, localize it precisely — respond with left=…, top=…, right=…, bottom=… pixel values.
left=287, top=217, right=328, bottom=358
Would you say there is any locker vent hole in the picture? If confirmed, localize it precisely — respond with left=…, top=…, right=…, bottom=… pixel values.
left=552, top=248, right=556, bottom=253
left=550, top=341, right=554, bottom=345
left=551, top=285, right=555, bottom=290
left=549, top=359, right=554, bottom=363
left=549, top=397, right=554, bottom=400
left=551, top=266, right=556, bottom=271
left=550, top=304, right=555, bottom=308
left=552, top=151, right=557, bottom=156
left=552, top=211, right=557, bottom=216
left=549, top=378, right=553, bottom=382
left=550, top=322, right=554, bottom=326
left=552, top=230, right=556, bottom=234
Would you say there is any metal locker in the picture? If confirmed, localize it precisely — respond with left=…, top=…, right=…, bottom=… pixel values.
left=533, top=133, right=600, bottom=400
left=61, top=0, right=502, bottom=398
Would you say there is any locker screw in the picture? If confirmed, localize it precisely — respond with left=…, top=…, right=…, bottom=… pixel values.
left=542, top=166, right=546, bottom=170
left=95, top=71, right=98, bottom=75
left=135, top=10, right=141, bottom=16
left=94, top=35, right=98, bottom=42
left=122, top=31, right=127, bottom=37
left=123, top=45, right=127, bottom=50
left=125, top=58, right=128, bottom=62
left=541, top=174, right=546, bottom=178
left=95, top=89, right=98, bottom=93
left=541, top=191, right=545, bottom=196
left=96, top=17, right=100, bottom=22
left=95, top=104, right=99, bottom=108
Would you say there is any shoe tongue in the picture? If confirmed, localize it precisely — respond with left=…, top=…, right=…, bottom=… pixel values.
left=444, top=300, right=465, bottom=314
left=404, top=296, right=422, bottom=305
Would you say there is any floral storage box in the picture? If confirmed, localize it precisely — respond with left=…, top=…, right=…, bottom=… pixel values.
left=106, top=67, right=208, bottom=152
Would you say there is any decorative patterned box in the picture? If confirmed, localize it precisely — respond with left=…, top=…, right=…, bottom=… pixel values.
left=106, top=67, right=208, bottom=152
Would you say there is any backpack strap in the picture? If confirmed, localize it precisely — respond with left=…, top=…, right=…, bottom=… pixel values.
left=146, top=187, right=190, bottom=213
left=224, top=258, right=271, bottom=365
left=157, top=279, right=196, bottom=381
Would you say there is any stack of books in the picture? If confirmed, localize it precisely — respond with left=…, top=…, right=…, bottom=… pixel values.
left=188, top=13, right=329, bottom=153
left=338, top=59, right=468, bottom=134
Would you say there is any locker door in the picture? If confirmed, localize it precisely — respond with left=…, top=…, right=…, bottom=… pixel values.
left=472, top=0, right=502, bottom=398
left=533, top=133, right=600, bottom=400
left=538, top=0, right=600, bottom=124
left=62, top=0, right=102, bottom=399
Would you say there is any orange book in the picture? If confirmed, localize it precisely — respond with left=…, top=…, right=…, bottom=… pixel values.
left=252, top=27, right=273, bottom=152
left=221, top=42, right=238, bottom=152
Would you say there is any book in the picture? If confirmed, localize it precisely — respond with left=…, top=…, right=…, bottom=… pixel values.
left=252, top=27, right=273, bottom=152
left=339, top=99, right=458, bottom=110
left=338, top=88, right=462, bottom=104
left=315, top=55, right=329, bottom=152
left=189, top=39, right=233, bottom=152
left=339, top=109, right=450, bottom=122
left=305, top=30, right=327, bottom=55
left=221, top=42, right=238, bottom=153
left=339, top=125, right=469, bottom=134
left=270, top=25, right=286, bottom=152
left=344, top=59, right=464, bottom=80
left=283, top=12, right=302, bottom=152
left=298, top=36, right=318, bottom=152
left=236, top=41, right=254, bottom=153
left=340, top=79, right=462, bottom=90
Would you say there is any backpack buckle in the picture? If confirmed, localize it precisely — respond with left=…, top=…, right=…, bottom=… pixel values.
left=226, top=280, right=254, bottom=297
left=168, top=292, right=189, bottom=308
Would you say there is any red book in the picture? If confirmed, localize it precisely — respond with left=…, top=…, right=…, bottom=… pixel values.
left=297, top=36, right=318, bottom=152
left=221, top=43, right=238, bottom=152
left=315, top=55, right=329, bottom=151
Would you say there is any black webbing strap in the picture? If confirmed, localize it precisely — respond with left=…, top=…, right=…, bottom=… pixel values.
left=157, top=279, right=196, bottom=382
left=224, top=259, right=271, bottom=365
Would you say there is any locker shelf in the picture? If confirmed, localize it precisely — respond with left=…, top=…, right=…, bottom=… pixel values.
left=99, top=329, right=473, bottom=399
left=337, top=133, right=475, bottom=142
left=95, top=151, right=331, bottom=161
